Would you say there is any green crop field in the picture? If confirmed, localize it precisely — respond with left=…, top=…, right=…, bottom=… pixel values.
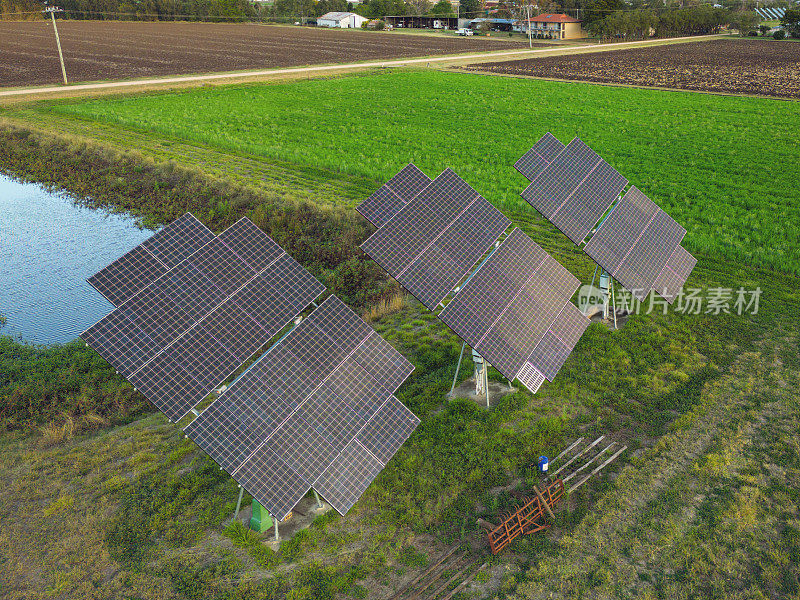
left=53, top=69, right=800, bottom=276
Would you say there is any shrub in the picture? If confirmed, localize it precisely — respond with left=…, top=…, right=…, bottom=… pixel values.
left=773, top=29, right=786, bottom=40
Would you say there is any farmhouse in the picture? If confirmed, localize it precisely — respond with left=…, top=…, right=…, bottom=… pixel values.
left=517, top=13, right=586, bottom=40
left=317, top=12, right=368, bottom=28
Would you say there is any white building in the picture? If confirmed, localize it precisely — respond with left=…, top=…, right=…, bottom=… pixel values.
left=317, top=12, right=368, bottom=28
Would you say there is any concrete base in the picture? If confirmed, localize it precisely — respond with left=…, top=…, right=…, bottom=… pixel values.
left=585, top=306, right=630, bottom=330
left=448, top=377, right=516, bottom=408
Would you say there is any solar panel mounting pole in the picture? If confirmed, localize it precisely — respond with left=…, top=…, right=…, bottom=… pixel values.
left=235, top=486, right=244, bottom=520
left=312, top=489, right=323, bottom=509
left=449, top=341, right=466, bottom=397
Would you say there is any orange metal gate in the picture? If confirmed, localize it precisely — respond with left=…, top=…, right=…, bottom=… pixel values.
left=487, top=478, right=564, bottom=554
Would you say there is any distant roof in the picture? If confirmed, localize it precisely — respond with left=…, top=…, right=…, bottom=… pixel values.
left=319, top=11, right=360, bottom=20
left=527, top=13, right=580, bottom=23
left=470, top=17, right=515, bottom=24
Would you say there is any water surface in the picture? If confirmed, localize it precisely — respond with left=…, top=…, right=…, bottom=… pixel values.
left=0, top=174, right=155, bottom=345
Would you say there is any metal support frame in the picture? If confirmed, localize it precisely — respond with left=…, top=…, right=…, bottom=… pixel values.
left=235, top=486, right=244, bottom=520
left=449, top=341, right=466, bottom=397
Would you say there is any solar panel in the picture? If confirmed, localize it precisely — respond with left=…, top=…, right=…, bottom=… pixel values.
left=356, top=395, right=419, bottom=464
left=82, top=217, right=324, bottom=423
left=585, top=186, right=686, bottom=302
left=520, top=137, right=627, bottom=244
left=514, top=132, right=565, bottom=181
left=232, top=254, right=326, bottom=336
left=87, top=244, right=168, bottom=307
left=127, top=351, right=209, bottom=422
left=361, top=169, right=510, bottom=310
left=526, top=301, right=589, bottom=381
left=439, top=228, right=584, bottom=381
left=88, top=213, right=215, bottom=306
left=142, top=213, right=217, bottom=270
left=185, top=294, right=415, bottom=519
left=218, top=217, right=284, bottom=272
left=235, top=444, right=311, bottom=524
left=357, top=164, right=432, bottom=228
left=651, top=245, right=697, bottom=303
left=516, top=361, right=545, bottom=394
left=313, top=439, right=384, bottom=515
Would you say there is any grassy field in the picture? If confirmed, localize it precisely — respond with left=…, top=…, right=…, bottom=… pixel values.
left=1, top=68, right=799, bottom=599
left=48, top=69, right=800, bottom=275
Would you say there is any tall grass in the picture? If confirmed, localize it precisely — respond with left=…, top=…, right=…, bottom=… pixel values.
left=53, top=70, right=800, bottom=275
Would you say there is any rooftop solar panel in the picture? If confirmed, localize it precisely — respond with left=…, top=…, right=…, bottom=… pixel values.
left=185, top=294, right=415, bottom=519
left=439, top=228, right=585, bottom=381
left=88, top=213, right=215, bottom=307
left=357, top=164, right=432, bottom=228
left=514, top=132, right=566, bottom=181
left=362, top=169, right=510, bottom=310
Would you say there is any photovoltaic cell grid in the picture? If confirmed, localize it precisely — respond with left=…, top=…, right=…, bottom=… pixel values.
left=514, top=132, right=566, bottom=181
left=87, top=213, right=215, bottom=306
left=526, top=302, right=589, bottom=381
left=652, top=245, right=697, bottom=303
left=520, top=137, right=627, bottom=244
left=185, top=295, right=417, bottom=520
left=361, top=169, right=510, bottom=310
left=584, top=186, right=689, bottom=302
left=357, top=164, right=432, bottom=228
left=439, top=228, right=588, bottom=387
left=82, top=217, right=324, bottom=422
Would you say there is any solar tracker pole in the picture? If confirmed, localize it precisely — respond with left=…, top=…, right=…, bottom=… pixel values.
left=449, top=342, right=467, bottom=397
left=274, top=515, right=279, bottom=541
left=484, top=362, right=490, bottom=408
left=313, top=489, right=323, bottom=509
left=235, top=486, right=244, bottom=521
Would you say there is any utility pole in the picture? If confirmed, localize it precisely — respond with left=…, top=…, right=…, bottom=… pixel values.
left=526, top=4, right=532, bottom=47
left=45, top=6, right=68, bottom=85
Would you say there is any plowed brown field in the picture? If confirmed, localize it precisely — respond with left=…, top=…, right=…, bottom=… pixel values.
left=0, top=21, right=527, bottom=87
left=465, top=39, right=800, bottom=99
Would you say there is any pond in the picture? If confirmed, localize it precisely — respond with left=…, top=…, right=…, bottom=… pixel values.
left=0, top=174, right=156, bottom=345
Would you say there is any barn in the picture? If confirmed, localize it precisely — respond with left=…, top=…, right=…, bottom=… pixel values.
left=317, top=12, right=368, bottom=28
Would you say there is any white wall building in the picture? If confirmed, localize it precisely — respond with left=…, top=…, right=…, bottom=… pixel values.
left=317, top=11, right=368, bottom=28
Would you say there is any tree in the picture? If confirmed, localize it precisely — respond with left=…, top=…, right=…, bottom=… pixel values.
left=583, top=0, right=625, bottom=27
left=773, top=28, right=785, bottom=40
left=728, top=10, right=759, bottom=36
left=429, top=0, right=454, bottom=15
left=458, top=0, right=481, bottom=19
left=758, top=23, right=770, bottom=36
left=780, top=6, right=800, bottom=38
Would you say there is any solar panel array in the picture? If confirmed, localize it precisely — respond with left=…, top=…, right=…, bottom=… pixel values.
left=584, top=186, right=687, bottom=302
left=185, top=295, right=416, bottom=519
left=439, top=228, right=588, bottom=389
left=756, top=7, right=784, bottom=19
left=357, top=164, right=432, bottom=228
left=88, top=213, right=215, bottom=306
left=361, top=169, right=511, bottom=310
left=84, top=214, right=419, bottom=520
left=82, top=216, right=324, bottom=422
left=520, top=137, right=628, bottom=245
left=514, top=132, right=565, bottom=181
left=517, top=134, right=696, bottom=303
